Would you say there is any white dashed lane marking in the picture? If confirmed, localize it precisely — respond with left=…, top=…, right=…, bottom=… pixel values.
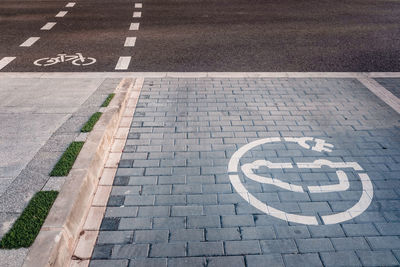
left=124, top=37, right=137, bottom=47
left=0, top=57, right=16, bottom=70
left=115, top=57, right=131, bottom=70
left=65, top=2, right=76, bottom=7
left=129, top=23, right=140, bottom=30
left=56, top=11, right=68, bottom=17
left=41, top=22, right=57, bottom=30
left=20, top=37, right=40, bottom=47
left=135, top=3, right=142, bottom=8
left=133, top=12, right=142, bottom=18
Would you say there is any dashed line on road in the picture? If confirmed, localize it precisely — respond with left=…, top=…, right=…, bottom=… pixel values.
left=65, top=2, right=76, bottom=7
left=135, top=3, right=142, bottom=8
left=115, top=57, right=131, bottom=70
left=56, top=11, right=68, bottom=17
left=41, top=22, right=57, bottom=30
left=129, top=23, right=140, bottom=30
left=133, top=11, right=141, bottom=18
left=19, top=37, right=40, bottom=47
left=0, top=57, right=16, bottom=70
left=124, top=37, right=137, bottom=47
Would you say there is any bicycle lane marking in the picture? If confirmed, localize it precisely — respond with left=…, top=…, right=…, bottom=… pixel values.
left=19, top=37, right=40, bottom=47
left=0, top=57, right=16, bottom=70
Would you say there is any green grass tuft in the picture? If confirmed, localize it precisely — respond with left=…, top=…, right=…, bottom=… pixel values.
left=50, top=141, right=84, bottom=176
left=81, top=112, right=102, bottom=133
left=101, top=93, right=115, bottom=107
left=0, top=191, right=58, bottom=249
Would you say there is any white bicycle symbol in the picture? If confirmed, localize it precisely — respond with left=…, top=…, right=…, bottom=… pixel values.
left=34, top=53, right=96, bottom=66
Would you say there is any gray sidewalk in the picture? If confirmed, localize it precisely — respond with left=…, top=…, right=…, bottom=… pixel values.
left=90, top=77, right=400, bottom=267
left=0, top=76, right=119, bottom=266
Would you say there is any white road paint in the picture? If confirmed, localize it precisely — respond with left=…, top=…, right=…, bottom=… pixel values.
left=0, top=57, right=16, bottom=70
left=358, top=77, right=400, bottom=114
left=135, top=3, right=143, bottom=8
left=41, top=22, right=57, bottom=30
left=133, top=12, right=142, bottom=18
left=115, top=57, right=131, bottom=70
left=20, top=37, right=40, bottom=47
left=129, top=23, right=140, bottom=30
left=124, top=37, right=137, bottom=47
left=55, top=11, right=68, bottom=17
left=65, top=2, right=76, bottom=7
left=228, top=137, right=374, bottom=225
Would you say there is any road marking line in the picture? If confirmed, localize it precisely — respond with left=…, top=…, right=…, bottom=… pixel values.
left=135, top=3, right=142, bottom=8
left=129, top=23, right=140, bottom=30
left=20, top=37, right=40, bottom=47
left=41, top=22, right=57, bottom=30
left=133, top=12, right=141, bottom=18
left=0, top=57, right=16, bottom=70
left=65, top=2, right=76, bottom=7
left=124, top=37, right=136, bottom=47
left=358, top=77, right=400, bottom=114
left=115, top=57, right=131, bottom=70
left=56, top=11, right=68, bottom=17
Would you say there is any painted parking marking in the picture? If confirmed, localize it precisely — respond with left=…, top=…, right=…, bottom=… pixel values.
left=41, top=22, right=57, bottom=30
left=19, top=37, right=40, bottom=47
left=55, top=11, right=68, bottom=17
left=228, top=137, right=373, bottom=225
left=129, top=23, right=140, bottom=30
left=135, top=3, right=142, bottom=8
left=133, top=11, right=142, bottom=18
left=124, top=37, right=137, bottom=47
left=65, top=2, right=76, bottom=7
left=115, top=56, right=131, bottom=70
left=0, top=57, right=16, bottom=70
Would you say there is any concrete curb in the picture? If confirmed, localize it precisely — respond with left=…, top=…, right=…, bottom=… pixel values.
left=22, top=78, right=136, bottom=267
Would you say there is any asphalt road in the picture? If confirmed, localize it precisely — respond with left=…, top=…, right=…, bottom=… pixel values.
left=1, top=0, right=400, bottom=72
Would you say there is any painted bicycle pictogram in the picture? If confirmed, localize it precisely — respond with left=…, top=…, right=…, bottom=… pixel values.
left=34, top=53, right=96, bottom=66
left=228, top=137, right=374, bottom=225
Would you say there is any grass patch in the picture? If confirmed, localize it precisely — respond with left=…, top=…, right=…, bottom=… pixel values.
left=81, top=112, right=102, bottom=133
left=50, top=141, right=84, bottom=176
left=101, top=93, right=115, bottom=107
left=0, top=191, right=58, bottom=249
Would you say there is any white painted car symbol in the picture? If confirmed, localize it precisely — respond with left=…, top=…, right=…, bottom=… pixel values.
left=228, top=137, right=374, bottom=225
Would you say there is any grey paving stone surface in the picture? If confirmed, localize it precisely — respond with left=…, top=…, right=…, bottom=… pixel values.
left=92, top=78, right=400, bottom=266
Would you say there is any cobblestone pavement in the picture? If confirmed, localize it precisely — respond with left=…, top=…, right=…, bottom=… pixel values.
left=91, top=78, right=400, bottom=267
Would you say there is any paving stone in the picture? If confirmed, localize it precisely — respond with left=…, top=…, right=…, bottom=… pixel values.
left=295, top=238, right=334, bottom=253
left=92, top=245, right=113, bottom=259
left=124, top=195, right=155, bottom=206
left=241, top=226, right=276, bottom=240
left=320, top=251, right=362, bottom=267
left=225, top=240, right=261, bottom=255
left=170, top=229, right=204, bottom=241
left=167, top=257, right=205, bottom=267
left=100, top=218, right=120, bottom=231
left=366, top=236, right=400, bottom=250
left=188, top=241, right=224, bottom=256
left=307, top=224, right=345, bottom=238
left=374, top=222, right=400, bottom=235
left=221, top=215, right=254, bottom=227
left=259, top=239, right=298, bottom=254
left=149, top=243, right=186, bottom=257
left=118, top=218, right=151, bottom=230
left=246, top=254, right=284, bottom=267
left=111, top=244, right=149, bottom=259
left=137, top=206, right=170, bottom=217
left=206, top=228, right=241, bottom=241
left=206, top=256, right=245, bottom=267
left=97, top=231, right=133, bottom=244
left=204, top=205, right=235, bottom=215
left=153, top=217, right=185, bottom=229
left=187, top=215, right=221, bottom=228
left=283, top=253, right=323, bottom=267
left=105, top=207, right=138, bottom=218
left=357, top=251, right=399, bottom=266
left=171, top=205, right=203, bottom=216
left=90, top=260, right=128, bottom=267
left=134, top=230, right=168, bottom=243
left=275, top=225, right=310, bottom=239
left=331, top=237, right=370, bottom=250
left=342, top=223, right=379, bottom=236
left=128, top=258, right=167, bottom=267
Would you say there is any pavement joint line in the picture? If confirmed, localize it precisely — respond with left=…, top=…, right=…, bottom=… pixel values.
left=19, top=37, right=40, bottom=47
left=129, top=22, right=140, bottom=30
left=357, top=77, right=400, bottom=114
left=2, top=72, right=400, bottom=78
left=115, top=57, right=132, bottom=70
left=133, top=11, right=142, bottom=18
left=65, top=2, right=76, bottom=7
left=0, top=57, right=16, bottom=70
left=40, top=22, right=57, bottom=30
left=55, top=11, right=68, bottom=17
left=124, top=37, right=137, bottom=47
